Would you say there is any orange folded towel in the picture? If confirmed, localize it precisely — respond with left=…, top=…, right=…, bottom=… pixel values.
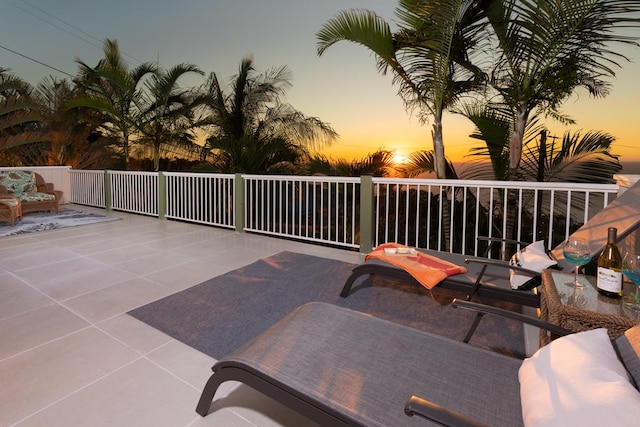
left=365, top=243, right=467, bottom=290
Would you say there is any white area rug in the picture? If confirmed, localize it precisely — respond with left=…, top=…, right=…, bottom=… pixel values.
left=0, top=208, right=118, bottom=237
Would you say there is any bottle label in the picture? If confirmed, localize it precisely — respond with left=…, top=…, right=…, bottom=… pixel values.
left=597, top=267, right=622, bottom=293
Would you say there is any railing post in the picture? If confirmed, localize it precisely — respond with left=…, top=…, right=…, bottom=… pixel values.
left=234, top=173, right=245, bottom=233
left=157, top=171, right=166, bottom=220
left=104, top=170, right=112, bottom=211
left=359, top=175, right=374, bottom=253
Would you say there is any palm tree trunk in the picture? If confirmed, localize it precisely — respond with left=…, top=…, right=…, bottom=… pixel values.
left=431, top=116, right=451, bottom=249
left=122, top=129, right=130, bottom=171
left=508, top=105, right=528, bottom=180
left=431, top=119, right=446, bottom=180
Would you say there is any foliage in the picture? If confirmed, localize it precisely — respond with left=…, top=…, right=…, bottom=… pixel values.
left=0, top=68, right=48, bottom=154
left=198, top=56, right=337, bottom=173
left=400, top=150, right=458, bottom=178
left=480, top=0, right=640, bottom=178
left=69, top=39, right=157, bottom=170
left=303, top=150, right=395, bottom=177
left=317, top=0, right=488, bottom=179
left=136, top=64, right=204, bottom=171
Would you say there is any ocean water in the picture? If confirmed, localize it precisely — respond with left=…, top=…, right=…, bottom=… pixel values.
left=621, top=162, right=640, bottom=175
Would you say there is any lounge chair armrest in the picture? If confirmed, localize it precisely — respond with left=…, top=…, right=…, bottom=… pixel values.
left=476, top=236, right=530, bottom=247
left=476, top=236, right=530, bottom=257
left=452, top=299, right=572, bottom=337
left=464, top=257, right=541, bottom=277
left=404, top=395, right=490, bottom=427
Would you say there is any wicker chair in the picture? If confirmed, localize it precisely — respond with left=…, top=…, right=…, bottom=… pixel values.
left=0, top=195, right=22, bottom=226
left=0, top=170, right=62, bottom=214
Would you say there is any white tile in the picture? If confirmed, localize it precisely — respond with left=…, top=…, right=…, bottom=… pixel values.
left=0, top=286, right=52, bottom=321
left=0, top=245, right=77, bottom=271
left=205, top=385, right=321, bottom=427
left=33, top=265, right=135, bottom=300
left=0, top=304, right=88, bottom=360
left=13, top=256, right=105, bottom=286
left=189, top=408, right=257, bottom=426
left=97, top=314, right=173, bottom=355
left=86, top=244, right=165, bottom=265
left=0, top=272, right=28, bottom=294
left=147, top=340, right=216, bottom=390
left=143, top=259, right=230, bottom=291
left=114, top=251, right=193, bottom=276
left=14, top=359, right=200, bottom=427
left=64, top=278, right=172, bottom=323
left=0, top=328, right=138, bottom=426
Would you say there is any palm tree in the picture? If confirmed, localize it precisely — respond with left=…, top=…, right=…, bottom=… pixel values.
left=520, top=130, right=621, bottom=184
left=482, top=0, right=640, bottom=179
left=303, top=150, right=395, bottom=177
left=317, top=0, right=487, bottom=179
left=0, top=68, right=47, bottom=155
left=199, top=56, right=337, bottom=174
left=26, top=76, right=120, bottom=168
left=400, top=150, right=458, bottom=178
left=136, top=64, right=204, bottom=171
left=69, top=39, right=157, bottom=170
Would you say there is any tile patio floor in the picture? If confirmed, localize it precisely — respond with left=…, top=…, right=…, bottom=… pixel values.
left=0, top=204, right=364, bottom=427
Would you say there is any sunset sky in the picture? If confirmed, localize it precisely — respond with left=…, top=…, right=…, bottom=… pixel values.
left=1, top=0, right=638, bottom=169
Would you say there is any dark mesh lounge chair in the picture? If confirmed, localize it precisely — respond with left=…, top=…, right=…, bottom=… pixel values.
left=196, top=301, right=640, bottom=426
left=340, top=180, right=640, bottom=308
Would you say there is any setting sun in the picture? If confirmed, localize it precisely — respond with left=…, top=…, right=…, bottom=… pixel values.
left=392, top=153, right=409, bottom=165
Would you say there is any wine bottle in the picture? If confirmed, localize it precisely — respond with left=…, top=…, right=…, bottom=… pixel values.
left=597, top=227, right=623, bottom=298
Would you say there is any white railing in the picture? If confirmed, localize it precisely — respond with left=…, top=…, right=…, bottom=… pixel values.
left=69, top=170, right=105, bottom=207
left=372, top=178, right=619, bottom=257
left=68, top=170, right=620, bottom=253
left=243, top=175, right=360, bottom=248
left=164, top=172, right=235, bottom=228
left=110, top=171, right=159, bottom=216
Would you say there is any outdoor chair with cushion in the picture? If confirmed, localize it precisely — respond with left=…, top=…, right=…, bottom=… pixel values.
left=195, top=300, right=640, bottom=426
left=340, top=179, right=640, bottom=308
left=0, top=195, right=22, bottom=226
left=0, top=170, right=62, bottom=214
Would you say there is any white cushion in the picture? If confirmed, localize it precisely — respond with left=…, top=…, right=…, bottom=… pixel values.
left=519, top=328, right=640, bottom=427
left=509, top=240, right=556, bottom=289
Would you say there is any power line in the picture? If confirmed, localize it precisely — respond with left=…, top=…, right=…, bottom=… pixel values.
left=15, top=0, right=145, bottom=65
left=19, top=0, right=104, bottom=45
left=2, top=0, right=145, bottom=65
left=3, top=0, right=104, bottom=52
left=0, top=44, right=74, bottom=77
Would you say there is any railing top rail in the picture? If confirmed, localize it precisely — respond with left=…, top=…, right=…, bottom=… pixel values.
left=163, top=172, right=235, bottom=179
left=69, top=169, right=103, bottom=174
left=108, top=170, right=158, bottom=177
left=242, top=174, right=360, bottom=184
left=372, top=177, right=619, bottom=192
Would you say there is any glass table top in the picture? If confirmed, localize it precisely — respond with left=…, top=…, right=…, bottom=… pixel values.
left=549, top=271, right=640, bottom=321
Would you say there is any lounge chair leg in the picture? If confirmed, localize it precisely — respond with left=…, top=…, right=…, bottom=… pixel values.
left=340, top=275, right=358, bottom=297
left=463, top=312, right=484, bottom=343
left=195, top=373, right=222, bottom=416
left=465, top=265, right=488, bottom=301
left=340, top=269, right=372, bottom=297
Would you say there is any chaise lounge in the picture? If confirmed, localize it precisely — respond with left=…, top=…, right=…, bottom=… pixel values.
left=196, top=301, right=640, bottom=426
left=340, top=180, right=640, bottom=308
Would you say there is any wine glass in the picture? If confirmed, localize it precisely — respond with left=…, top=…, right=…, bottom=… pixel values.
left=562, top=238, right=591, bottom=288
left=622, top=252, right=640, bottom=311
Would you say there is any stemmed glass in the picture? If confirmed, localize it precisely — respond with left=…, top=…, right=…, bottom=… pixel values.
left=622, top=252, right=640, bottom=311
left=562, top=238, right=591, bottom=288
